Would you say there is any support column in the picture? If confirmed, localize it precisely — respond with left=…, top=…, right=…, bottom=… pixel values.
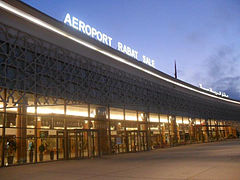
left=158, top=114, right=163, bottom=148
left=215, top=120, right=219, bottom=141
left=167, top=115, right=171, bottom=146
left=1, top=89, right=7, bottom=167
left=200, top=119, right=204, bottom=143
left=123, top=106, right=128, bottom=152
left=146, top=111, right=150, bottom=151
left=107, top=105, right=112, bottom=155
left=34, top=95, right=38, bottom=163
left=170, top=116, right=178, bottom=146
left=182, top=117, right=186, bottom=144
left=137, top=110, right=140, bottom=151
left=64, top=101, right=68, bottom=160
left=224, top=121, right=229, bottom=138
left=189, top=118, right=193, bottom=143
left=95, top=106, right=109, bottom=155
left=16, top=100, right=27, bottom=163
left=202, top=119, right=209, bottom=142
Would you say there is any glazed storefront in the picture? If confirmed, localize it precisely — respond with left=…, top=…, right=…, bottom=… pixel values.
left=0, top=0, right=240, bottom=168
left=0, top=90, right=237, bottom=167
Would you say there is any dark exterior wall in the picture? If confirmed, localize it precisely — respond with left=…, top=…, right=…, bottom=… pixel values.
left=0, top=0, right=239, bottom=121
left=0, top=22, right=239, bottom=121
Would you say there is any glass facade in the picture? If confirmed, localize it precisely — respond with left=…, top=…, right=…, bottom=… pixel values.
left=0, top=90, right=239, bottom=167
left=0, top=1, right=239, bottom=168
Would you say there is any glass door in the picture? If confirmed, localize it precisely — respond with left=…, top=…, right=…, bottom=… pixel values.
left=56, top=131, right=65, bottom=160
left=127, top=131, right=138, bottom=152
left=76, top=130, right=99, bottom=159
left=139, top=131, right=147, bottom=151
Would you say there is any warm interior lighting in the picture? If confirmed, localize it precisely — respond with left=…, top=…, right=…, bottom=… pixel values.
left=27, top=107, right=35, bottom=113
left=37, top=106, right=64, bottom=114
left=125, top=115, right=137, bottom=121
left=126, top=127, right=138, bottom=130
left=150, top=127, right=159, bottom=130
left=110, top=109, right=124, bottom=120
left=67, top=106, right=88, bottom=117
left=110, top=114, right=124, bottom=120
left=176, top=120, right=182, bottom=124
left=160, top=119, right=168, bottom=123
left=149, top=114, right=159, bottom=122
left=90, top=109, right=96, bottom=117
left=195, top=121, right=201, bottom=125
left=183, top=120, right=189, bottom=124
left=66, top=110, right=88, bottom=117
left=6, top=107, right=17, bottom=112
left=0, top=102, right=3, bottom=109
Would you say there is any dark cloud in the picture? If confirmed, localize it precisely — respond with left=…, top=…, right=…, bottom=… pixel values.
left=206, top=46, right=240, bottom=100
left=190, top=45, right=240, bottom=100
left=206, top=46, right=239, bottom=80
left=186, top=31, right=207, bottom=46
left=212, top=76, right=240, bottom=100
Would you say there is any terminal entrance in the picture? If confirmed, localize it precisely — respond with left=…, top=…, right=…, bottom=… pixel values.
left=127, top=130, right=148, bottom=152
left=56, top=129, right=100, bottom=160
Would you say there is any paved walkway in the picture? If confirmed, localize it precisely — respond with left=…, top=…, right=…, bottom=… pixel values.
left=1, top=140, right=240, bottom=180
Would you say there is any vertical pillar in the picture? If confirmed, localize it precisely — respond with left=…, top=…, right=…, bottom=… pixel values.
left=167, top=115, right=171, bottom=146
left=107, top=105, right=112, bottom=154
left=137, top=110, right=140, bottom=151
left=208, top=120, right=212, bottom=141
left=224, top=121, right=228, bottom=138
left=87, top=104, right=92, bottom=157
left=158, top=114, right=163, bottom=147
left=189, top=118, right=196, bottom=143
left=215, top=120, right=219, bottom=141
left=162, top=122, right=166, bottom=146
left=146, top=111, right=150, bottom=151
left=16, top=99, right=27, bottom=163
left=200, top=119, right=204, bottom=143
left=64, top=100, right=68, bottom=160
left=1, top=89, right=7, bottom=167
left=188, top=118, right=192, bottom=143
left=182, top=116, right=186, bottom=144
left=170, top=115, right=178, bottom=146
left=95, top=106, right=109, bottom=155
left=228, top=121, right=233, bottom=137
left=123, top=106, right=128, bottom=152
left=34, top=95, right=38, bottom=163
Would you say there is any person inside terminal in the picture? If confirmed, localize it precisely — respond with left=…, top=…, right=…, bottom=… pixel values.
left=0, top=0, right=239, bottom=167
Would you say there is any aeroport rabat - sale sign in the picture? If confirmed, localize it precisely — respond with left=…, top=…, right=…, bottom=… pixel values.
left=64, top=13, right=155, bottom=68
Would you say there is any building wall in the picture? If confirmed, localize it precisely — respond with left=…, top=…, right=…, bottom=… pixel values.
left=0, top=1, right=240, bottom=167
left=0, top=22, right=239, bottom=121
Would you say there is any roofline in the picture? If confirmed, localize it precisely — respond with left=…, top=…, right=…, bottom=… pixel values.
left=0, top=0, right=240, bottom=105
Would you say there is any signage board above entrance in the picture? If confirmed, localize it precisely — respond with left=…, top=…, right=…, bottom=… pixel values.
left=64, top=13, right=155, bottom=68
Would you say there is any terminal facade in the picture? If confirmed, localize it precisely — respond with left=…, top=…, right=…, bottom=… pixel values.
left=0, top=0, right=240, bottom=167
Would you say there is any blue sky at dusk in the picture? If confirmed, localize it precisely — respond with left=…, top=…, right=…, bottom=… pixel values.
left=21, top=0, right=240, bottom=100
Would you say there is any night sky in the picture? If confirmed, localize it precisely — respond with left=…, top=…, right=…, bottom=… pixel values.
left=21, top=0, right=240, bottom=100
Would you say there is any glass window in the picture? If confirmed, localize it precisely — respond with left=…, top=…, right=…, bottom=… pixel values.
left=160, top=114, right=168, bottom=123
left=125, top=110, right=137, bottom=121
left=110, top=108, right=123, bottom=120
left=66, top=105, right=88, bottom=117
left=149, top=113, right=159, bottom=122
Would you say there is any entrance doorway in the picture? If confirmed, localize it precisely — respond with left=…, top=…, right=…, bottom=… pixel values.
left=56, top=129, right=100, bottom=160
left=127, top=130, right=148, bottom=152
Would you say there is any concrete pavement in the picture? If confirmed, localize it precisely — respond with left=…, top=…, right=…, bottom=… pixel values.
left=1, top=140, right=240, bottom=180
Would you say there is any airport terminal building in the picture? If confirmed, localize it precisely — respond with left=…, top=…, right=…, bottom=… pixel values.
left=0, top=0, right=240, bottom=167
